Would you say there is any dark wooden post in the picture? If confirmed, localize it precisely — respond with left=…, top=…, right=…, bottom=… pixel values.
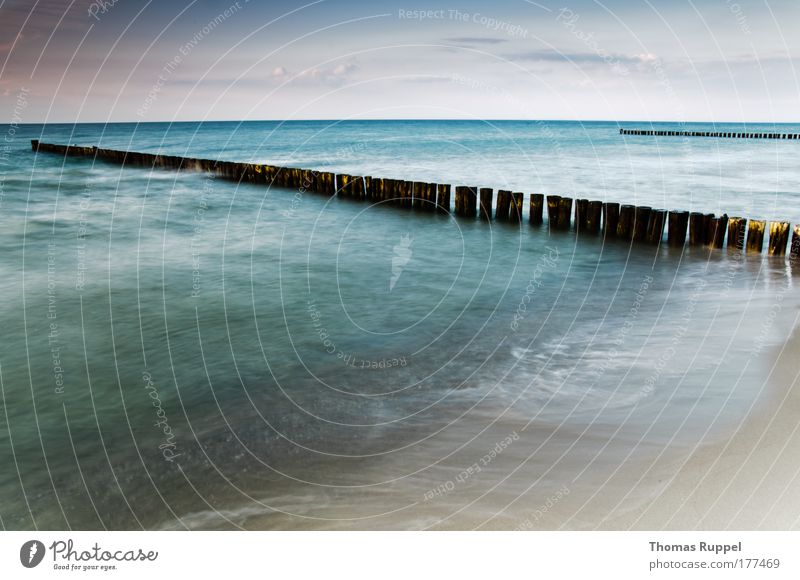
left=768, top=221, right=790, bottom=256
left=727, top=217, right=747, bottom=250
left=710, top=214, right=728, bottom=248
left=586, top=201, right=603, bottom=234
left=350, top=175, right=364, bottom=200
left=688, top=212, right=705, bottom=246
left=437, top=184, right=451, bottom=213
left=382, top=178, right=393, bottom=204
left=617, top=204, right=635, bottom=240
left=381, top=178, right=391, bottom=203
left=479, top=188, right=493, bottom=220
left=603, top=203, right=620, bottom=238
left=791, top=225, right=800, bottom=258
left=557, top=197, right=573, bottom=230
left=646, top=209, right=666, bottom=244
left=667, top=210, right=689, bottom=246
left=464, top=186, right=477, bottom=217
left=547, top=195, right=561, bottom=230
left=413, top=181, right=426, bottom=210
left=395, top=180, right=405, bottom=206
left=363, top=176, right=373, bottom=200
left=496, top=190, right=511, bottom=220
left=510, top=192, right=523, bottom=222
left=746, top=219, right=766, bottom=253
left=702, top=213, right=715, bottom=245
left=454, top=186, right=466, bottom=216
left=400, top=180, right=407, bottom=206
left=370, top=177, right=382, bottom=201
left=529, top=194, right=544, bottom=225
left=426, top=183, right=437, bottom=211
left=404, top=180, right=414, bottom=207
left=575, top=198, right=589, bottom=232
left=395, top=180, right=406, bottom=207
left=632, top=206, right=652, bottom=242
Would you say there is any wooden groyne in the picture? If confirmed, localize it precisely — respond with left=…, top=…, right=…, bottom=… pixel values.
left=620, top=128, right=800, bottom=140
left=31, top=139, right=800, bottom=259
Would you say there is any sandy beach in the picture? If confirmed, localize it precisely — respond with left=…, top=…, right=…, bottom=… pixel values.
left=605, top=319, right=800, bottom=530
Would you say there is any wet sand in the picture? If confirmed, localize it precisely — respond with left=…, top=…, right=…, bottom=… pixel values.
left=602, top=320, right=800, bottom=530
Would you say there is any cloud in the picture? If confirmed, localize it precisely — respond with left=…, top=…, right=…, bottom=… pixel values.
left=271, top=66, right=287, bottom=77
left=332, top=62, right=357, bottom=76
left=444, top=36, right=508, bottom=46
left=505, top=49, right=646, bottom=66
left=295, top=61, right=358, bottom=84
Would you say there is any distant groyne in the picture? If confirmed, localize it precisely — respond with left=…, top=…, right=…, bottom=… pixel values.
left=32, top=139, right=800, bottom=259
left=620, top=128, right=800, bottom=140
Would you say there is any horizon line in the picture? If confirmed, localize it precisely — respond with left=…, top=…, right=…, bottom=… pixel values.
left=13, top=118, right=800, bottom=126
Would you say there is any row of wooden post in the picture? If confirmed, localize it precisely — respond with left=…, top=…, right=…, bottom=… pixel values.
left=32, top=139, right=800, bottom=258
left=620, top=128, right=800, bottom=140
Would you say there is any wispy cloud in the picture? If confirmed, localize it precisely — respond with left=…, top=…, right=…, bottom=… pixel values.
left=444, top=36, right=508, bottom=46
left=505, top=49, right=649, bottom=66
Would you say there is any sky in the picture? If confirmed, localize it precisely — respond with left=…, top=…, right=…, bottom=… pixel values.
left=1, top=0, right=798, bottom=122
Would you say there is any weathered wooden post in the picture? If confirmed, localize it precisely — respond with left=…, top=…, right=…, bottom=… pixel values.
left=397, top=179, right=413, bottom=209
left=413, top=181, right=426, bottom=210
left=437, top=184, right=451, bottom=213
left=354, top=176, right=366, bottom=200
left=547, top=195, right=561, bottom=230
left=362, top=176, right=373, bottom=199
left=617, top=204, right=635, bottom=240
left=420, top=181, right=430, bottom=209
left=709, top=214, right=728, bottom=248
left=791, top=225, right=800, bottom=258
left=405, top=180, right=414, bottom=207
left=369, top=177, right=381, bottom=201
left=314, top=166, right=324, bottom=194
left=603, top=202, right=620, bottom=238
left=746, top=219, right=766, bottom=253
left=346, top=174, right=356, bottom=198
left=476, top=188, right=490, bottom=219
left=768, top=221, right=790, bottom=256
left=557, top=197, right=573, bottom=230
left=646, top=209, right=666, bottom=244
left=465, top=186, right=477, bottom=217
left=426, top=183, right=437, bottom=211
left=702, top=213, right=715, bottom=245
left=575, top=198, right=589, bottom=232
left=727, top=217, right=747, bottom=250
left=379, top=177, right=389, bottom=201
left=632, top=206, right=652, bottom=242
left=586, top=201, right=603, bottom=234
left=390, top=179, right=400, bottom=205
left=394, top=180, right=404, bottom=206
left=529, top=194, right=544, bottom=225
left=688, top=212, right=706, bottom=246
left=667, top=210, right=689, bottom=246
left=508, top=192, right=522, bottom=222
left=454, top=186, right=466, bottom=216
left=380, top=178, right=391, bottom=203
left=496, top=190, right=511, bottom=220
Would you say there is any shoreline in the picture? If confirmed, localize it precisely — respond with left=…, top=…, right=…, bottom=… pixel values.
left=598, top=318, right=800, bottom=530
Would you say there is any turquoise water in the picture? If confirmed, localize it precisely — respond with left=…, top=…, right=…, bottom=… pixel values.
left=0, top=120, right=798, bottom=530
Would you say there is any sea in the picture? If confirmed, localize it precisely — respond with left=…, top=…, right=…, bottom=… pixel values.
left=1, top=119, right=799, bottom=530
